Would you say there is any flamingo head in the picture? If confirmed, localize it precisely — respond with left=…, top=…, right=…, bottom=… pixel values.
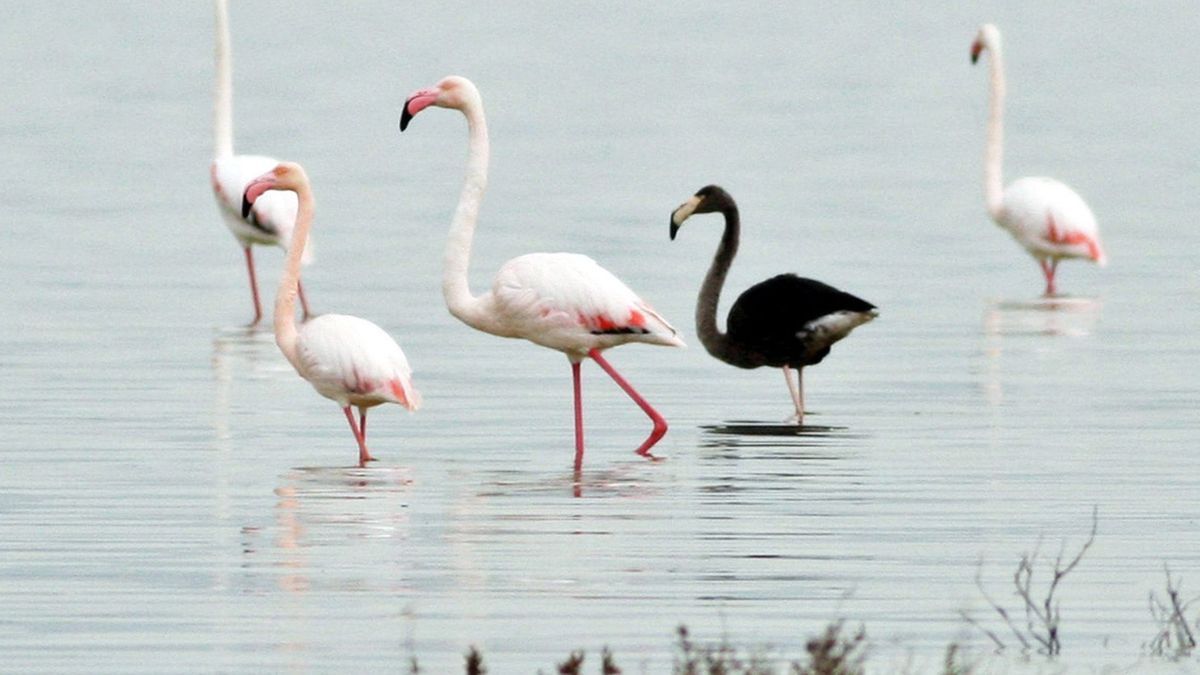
left=670, top=185, right=734, bottom=240
left=971, top=24, right=1001, bottom=64
left=399, top=75, right=479, bottom=131
left=242, top=162, right=308, bottom=218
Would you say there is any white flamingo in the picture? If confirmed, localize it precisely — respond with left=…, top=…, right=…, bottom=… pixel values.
left=399, top=76, right=683, bottom=470
left=972, top=23, right=1107, bottom=297
left=210, top=0, right=312, bottom=325
left=242, top=162, right=419, bottom=467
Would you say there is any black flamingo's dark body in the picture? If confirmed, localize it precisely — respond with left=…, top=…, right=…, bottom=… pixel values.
left=724, top=273, right=876, bottom=369
left=669, top=184, right=876, bottom=421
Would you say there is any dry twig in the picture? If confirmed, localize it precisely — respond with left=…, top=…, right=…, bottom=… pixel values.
left=1147, top=565, right=1199, bottom=658
left=963, top=506, right=1098, bottom=655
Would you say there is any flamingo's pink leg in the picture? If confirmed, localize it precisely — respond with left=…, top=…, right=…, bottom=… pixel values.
left=572, top=361, right=584, bottom=472
left=297, top=279, right=313, bottom=321
left=783, top=365, right=805, bottom=425
left=1039, top=259, right=1058, bottom=297
left=587, top=348, right=667, bottom=460
left=244, top=246, right=262, bottom=326
left=343, top=406, right=375, bottom=466
left=359, top=407, right=368, bottom=443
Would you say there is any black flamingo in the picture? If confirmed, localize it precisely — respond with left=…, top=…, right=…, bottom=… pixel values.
left=670, top=185, right=877, bottom=424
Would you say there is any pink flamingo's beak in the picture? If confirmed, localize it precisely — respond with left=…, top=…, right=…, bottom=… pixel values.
left=399, top=88, right=439, bottom=131
left=241, top=175, right=278, bottom=218
left=970, top=40, right=983, bottom=64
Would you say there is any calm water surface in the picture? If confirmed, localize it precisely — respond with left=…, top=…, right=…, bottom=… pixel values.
left=2, top=2, right=1199, bottom=672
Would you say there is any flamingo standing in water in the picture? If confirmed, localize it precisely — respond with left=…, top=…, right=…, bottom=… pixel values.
left=971, top=23, right=1107, bottom=297
left=242, top=162, right=420, bottom=466
left=210, top=0, right=312, bottom=325
left=670, top=186, right=877, bottom=425
left=398, top=76, right=683, bottom=470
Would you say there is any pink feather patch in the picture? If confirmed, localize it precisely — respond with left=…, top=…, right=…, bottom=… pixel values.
left=389, top=380, right=409, bottom=405
left=1046, top=213, right=1102, bottom=260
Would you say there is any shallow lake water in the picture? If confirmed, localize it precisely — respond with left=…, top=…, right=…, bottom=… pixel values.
left=3, top=2, right=1199, bottom=672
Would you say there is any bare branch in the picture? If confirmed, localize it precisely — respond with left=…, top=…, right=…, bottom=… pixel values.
left=958, top=609, right=1006, bottom=651
left=1147, top=564, right=1200, bottom=658
left=973, top=559, right=1030, bottom=650
left=964, top=508, right=1098, bottom=656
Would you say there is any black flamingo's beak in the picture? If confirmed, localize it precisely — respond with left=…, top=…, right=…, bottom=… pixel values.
left=970, top=41, right=982, bottom=64
left=241, top=193, right=253, bottom=219
left=399, top=99, right=414, bottom=132
left=669, top=195, right=702, bottom=240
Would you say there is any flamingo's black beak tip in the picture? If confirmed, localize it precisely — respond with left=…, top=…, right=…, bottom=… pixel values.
left=241, top=195, right=252, bottom=219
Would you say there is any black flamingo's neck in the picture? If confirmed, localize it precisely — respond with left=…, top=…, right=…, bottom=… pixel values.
left=696, top=203, right=741, bottom=364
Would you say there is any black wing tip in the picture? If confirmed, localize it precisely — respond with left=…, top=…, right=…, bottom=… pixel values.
left=590, top=327, right=648, bottom=336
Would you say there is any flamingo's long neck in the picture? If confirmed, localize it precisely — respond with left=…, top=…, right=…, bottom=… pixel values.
left=442, top=97, right=495, bottom=333
left=983, top=41, right=1006, bottom=220
left=274, top=183, right=313, bottom=370
left=213, top=0, right=234, bottom=159
left=696, top=205, right=739, bottom=364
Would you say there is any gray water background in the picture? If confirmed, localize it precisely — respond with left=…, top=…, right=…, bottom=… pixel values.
left=2, top=1, right=1198, bottom=671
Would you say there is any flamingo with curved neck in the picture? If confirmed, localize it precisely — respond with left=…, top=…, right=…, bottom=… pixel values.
left=670, top=185, right=876, bottom=424
left=243, top=162, right=420, bottom=466
left=971, top=23, right=1107, bottom=297
left=400, top=76, right=684, bottom=471
left=210, top=0, right=312, bottom=325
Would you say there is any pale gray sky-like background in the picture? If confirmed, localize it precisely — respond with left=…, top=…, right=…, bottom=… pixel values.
left=1, top=2, right=1197, bottom=671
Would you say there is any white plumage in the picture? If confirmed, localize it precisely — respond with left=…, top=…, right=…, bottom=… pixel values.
left=485, top=252, right=683, bottom=355
left=294, top=314, right=420, bottom=411
left=400, top=76, right=681, bottom=469
left=212, top=155, right=310, bottom=261
left=210, top=0, right=312, bottom=324
left=997, top=177, right=1106, bottom=265
left=801, top=310, right=878, bottom=348
left=242, top=162, right=419, bottom=467
left=972, top=23, right=1107, bottom=296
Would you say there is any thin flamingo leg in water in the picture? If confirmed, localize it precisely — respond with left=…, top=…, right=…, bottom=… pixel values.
left=1039, top=259, right=1058, bottom=297
left=297, top=279, right=313, bottom=321
left=342, top=406, right=375, bottom=466
left=783, top=366, right=805, bottom=425
left=359, top=407, right=368, bottom=443
left=572, top=361, right=584, bottom=472
left=244, top=246, right=262, bottom=325
left=587, top=348, right=667, bottom=460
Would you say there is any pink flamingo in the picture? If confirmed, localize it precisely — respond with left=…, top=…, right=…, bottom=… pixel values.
left=242, top=162, right=420, bottom=467
left=210, top=0, right=312, bottom=325
left=399, top=76, right=683, bottom=470
left=972, top=23, right=1107, bottom=297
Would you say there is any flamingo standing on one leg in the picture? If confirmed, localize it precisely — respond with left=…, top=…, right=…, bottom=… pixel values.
left=210, top=0, right=313, bottom=325
left=242, top=162, right=420, bottom=466
left=669, top=185, right=877, bottom=425
left=971, top=23, right=1107, bottom=297
left=398, top=76, right=683, bottom=471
